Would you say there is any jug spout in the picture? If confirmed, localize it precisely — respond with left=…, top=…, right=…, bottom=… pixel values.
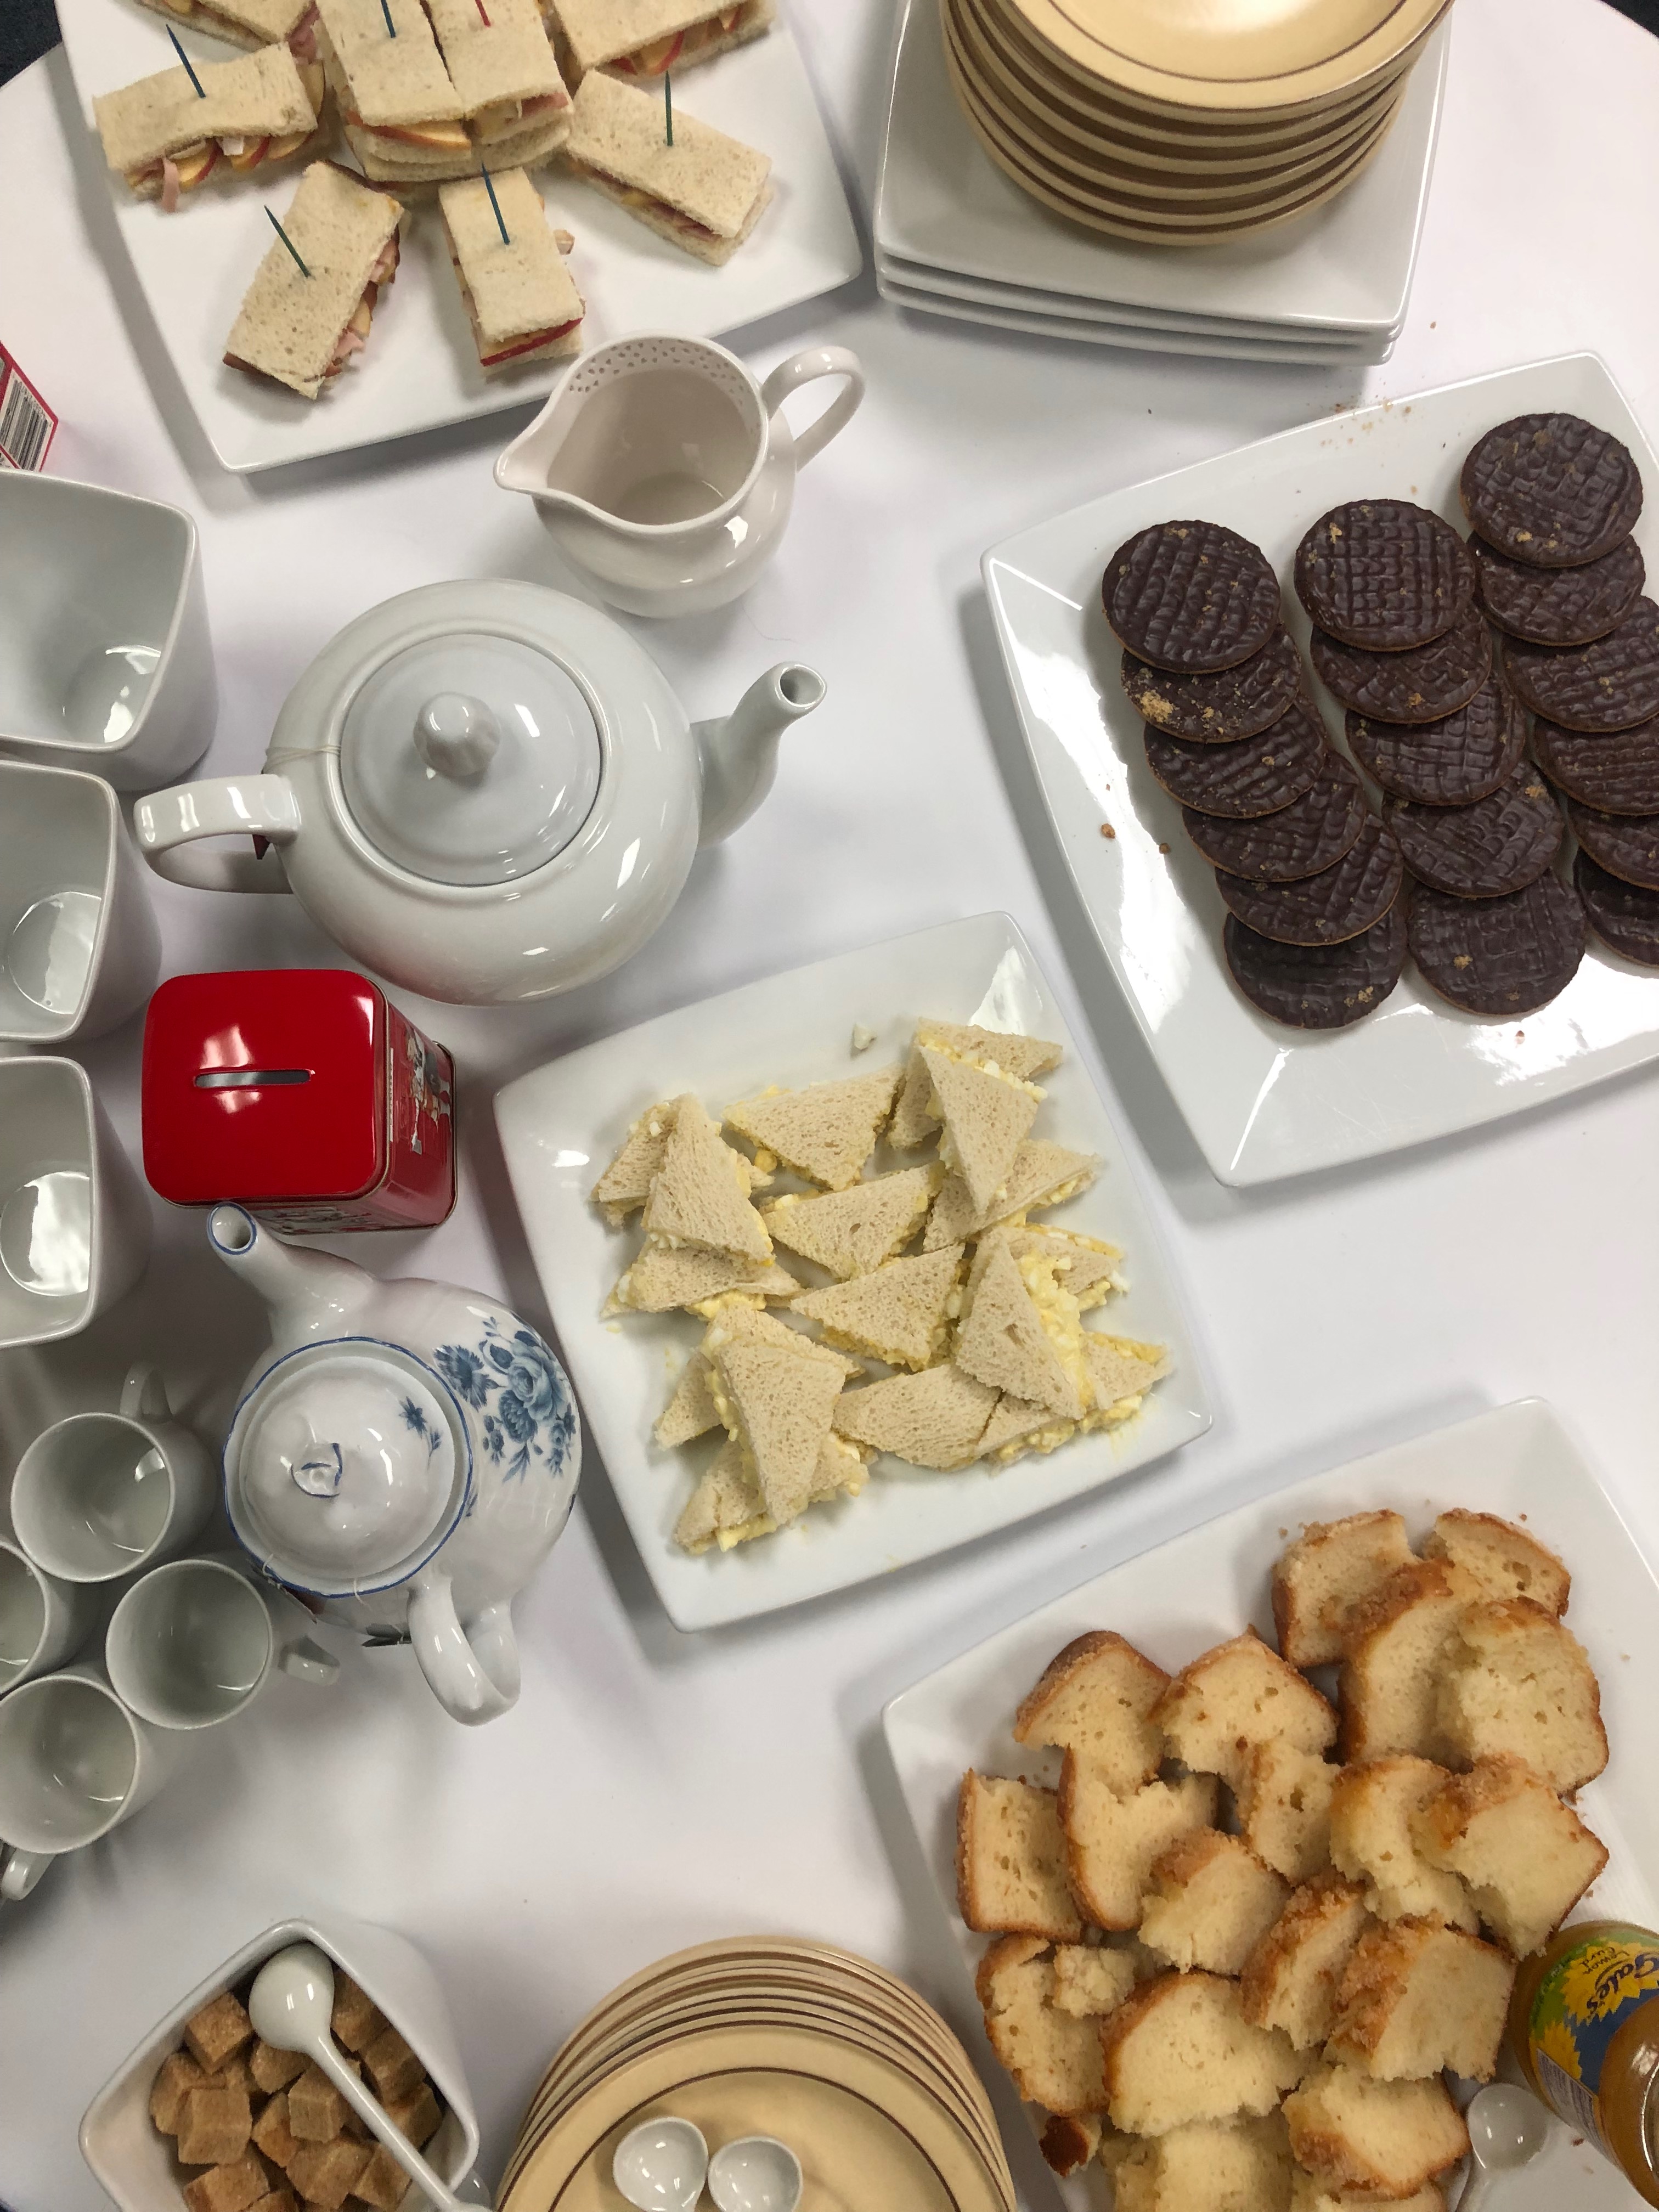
left=208, top=1205, right=377, bottom=1339
left=694, top=664, right=826, bottom=847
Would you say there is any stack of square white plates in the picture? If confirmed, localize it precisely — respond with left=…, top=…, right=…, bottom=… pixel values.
left=874, top=0, right=1453, bottom=366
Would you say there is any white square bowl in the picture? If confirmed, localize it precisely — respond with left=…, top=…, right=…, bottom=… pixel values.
left=0, top=1056, right=151, bottom=1348
left=494, top=912, right=1212, bottom=1632
left=79, top=1914, right=482, bottom=2212
left=0, top=473, right=215, bottom=792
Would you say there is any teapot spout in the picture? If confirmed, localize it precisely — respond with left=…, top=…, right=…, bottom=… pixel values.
left=208, top=1205, right=376, bottom=1339
left=694, top=664, right=826, bottom=847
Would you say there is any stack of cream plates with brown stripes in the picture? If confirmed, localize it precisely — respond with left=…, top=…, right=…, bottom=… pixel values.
left=942, top=0, right=1453, bottom=246
left=498, top=1937, right=1017, bottom=2212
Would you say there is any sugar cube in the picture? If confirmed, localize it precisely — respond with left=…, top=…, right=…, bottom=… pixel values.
left=184, top=1993, right=255, bottom=2074
left=347, top=2143, right=409, bottom=2212
left=150, top=2048, right=207, bottom=2135
left=287, top=2064, right=348, bottom=2143
left=182, top=2154, right=268, bottom=2212
left=384, top=2082, right=440, bottom=2149
left=252, top=2090, right=299, bottom=2170
left=286, top=2139, right=371, bottom=2212
left=250, top=2040, right=308, bottom=2096
left=361, top=2027, right=422, bottom=2105
left=329, top=1977, right=385, bottom=2055
left=176, top=2088, right=253, bottom=2168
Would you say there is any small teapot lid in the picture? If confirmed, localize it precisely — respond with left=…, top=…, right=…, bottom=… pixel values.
left=230, top=1352, right=464, bottom=1592
left=340, top=632, right=602, bottom=887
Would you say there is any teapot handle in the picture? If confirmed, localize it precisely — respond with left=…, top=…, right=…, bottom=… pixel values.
left=761, top=346, right=865, bottom=471
left=407, top=1571, right=518, bottom=1726
left=132, top=776, right=298, bottom=894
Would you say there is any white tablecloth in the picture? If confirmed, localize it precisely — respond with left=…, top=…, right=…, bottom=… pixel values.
left=3, top=2, right=1659, bottom=2204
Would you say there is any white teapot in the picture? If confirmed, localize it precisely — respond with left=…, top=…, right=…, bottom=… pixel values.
left=132, top=581, right=824, bottom=1007
left=210, top=1204, right=579, bottom=1726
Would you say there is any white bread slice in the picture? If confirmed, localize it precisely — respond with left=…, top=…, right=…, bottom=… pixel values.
left=1421, top=1509, right=1570, bottom=1616
left=590, top=1097, right=678, bottom=1222
left=954, top=1233, right=1086, bottom=1419
left=1283, top=2068, right=1467, bottom=2200
left=724, top=1066, right=902, bottom=1190
left=95, top=43, right=319, bottom=180
left=1273, top=1511, right=1417, bottom=1667
left=563, top=68, right=772, bottom=263
left=672, top=1429, right=867, bottom=1553
left=1410, top=1753, right=1608, bottom=1957
left=956, top=1773, right=1081, bottom=1939
left=974, top=1395, right=1078, bottom=1465
left=761, top=1166, right=938, bottom=1279
left=317, top=0, right=465, bottom=124
left=1240, top=1873, right=1370, bottom=2051
left=1138, top=1831, right=1290, bottom=1977
left=439, top=167, right=584, bottom=366
left=642, top=1093, right=771, bottom=1262
left=223, top=161, right=401, bottom=400
left=790, top=1245, right=963, bottom=1371
left=919, top=1044, right=1040, bottom=1213
left=890, top=1018, right=1064, bottom=1147
left=831, top=1362, right=998, bottom=1469
left=1003, top=1225, right=1122, bottom=1310
left=550, top=0, right=775, bottom=79
left=1328, top=1759, right=1477, bottom=1931
left=1237, top=1741, right=1338, bottom=1884
left=427, top=0, right=569, bottom=116
left=606, top=1245, right=798, bottom=1314
left=1013, top=1630, right=1169, bottom=1797
left=974, top=1935, right=1102, bottom=2114
left=1325, top=1917, right=1514, bottom=2083
left=1058, top=1758, right=1218, bottom=1931
left=1338, top=1559, right=1480, bottom=1764
left=1102, top=1972, right=1300, bottom=2137
left=1154, top=1632, right=1336, bottom=1792
left=1114, top=2114, right=1293, bottom=2212
left=132, top=0, right=311, bottom=47
left=1084, top=1333, right=1169, bottom=1418
left=655, top=1305, right=855, bottom=1447
left=705, top=1337, right=843, bottom=1525
left=923, top=1139, right=1097, bottom=1249
left=1291, top=2176, right=1444, bottom=2212
left=1051, top=1944, right=1140, bottom=2020
left=1436, top=1599, right=1607, bottom=1791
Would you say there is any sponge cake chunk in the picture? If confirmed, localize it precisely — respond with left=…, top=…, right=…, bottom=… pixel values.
left=1328, top=1759, right=1477, bottom=1931
left=1102, top=1973, right=1301, bottom=2137
left=1421, top=1509, right=1570, bottom=1615
left=1013, top=1631, right=1169, bottom=1798
left=1154, top=1633, right=1336, bottom=1792
left=1273, top=1511, right=1417, bottom=1667
left=956, top=1773, right=1082, bottom=1939
left=1138, top=1831, right=1289, bottom=1977
left=1436, top=1600, right=1607, bottom=1791
left=974, top=1936, right=1104, bottom=2115
left=1410, top=1754, right=1608, bottom=1957
left=1240, top=1873, right=1371, bottom=2051
left=1284, top=2067, right=1468, bottom=2201
left=1058, top=1762, right=1219, bottom=1932
left=1237, top=1741, right=1338, bottom=1883
left=1338, top=1559, right=1480, bottom=1764
left=1113, top=2113, right=1293, bottom=2211
left=1325, top=1918, right=1515, bottom=2083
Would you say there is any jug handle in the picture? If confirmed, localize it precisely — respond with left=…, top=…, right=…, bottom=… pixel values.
left=132, top=776, right=298, bottom=894
left=761, top=346, right=865, bottom=471
left=407, top=1570, right=517, bottom=1726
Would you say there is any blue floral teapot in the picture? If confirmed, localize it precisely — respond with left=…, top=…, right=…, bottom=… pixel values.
left=210, top=1205, right=579, bottom=1725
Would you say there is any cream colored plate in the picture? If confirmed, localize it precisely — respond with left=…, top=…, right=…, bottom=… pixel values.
left=1003, top=0, right=1449, bottom=112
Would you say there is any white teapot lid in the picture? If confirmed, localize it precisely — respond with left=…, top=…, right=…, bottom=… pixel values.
left=229, top=1352, right=464, bottom=1593
left=340, top=631, right=603, bottom=887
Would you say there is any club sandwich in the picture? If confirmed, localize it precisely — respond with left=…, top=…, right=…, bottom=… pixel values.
left=315, top=0, right=473, bottom=180
left=94, top=42, right=324, bottom=207
left=438, top=168, right=585, bottom=369
left=133, top=0, right=320, bottom=60
left=426, top=0, right=572, bottom=166
left=562, top=66, right=772, bottom=264
left=223, top=160, right=403, bottom=399
left=548, top=0, right=773, bottom=82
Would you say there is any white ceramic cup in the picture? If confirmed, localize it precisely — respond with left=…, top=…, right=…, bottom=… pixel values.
left=0, top=1660, right=182, bottom=1855
left=106, top=1556, right=338, bottom=1730
left=0, top=759, right=161, bottom=1044
left=11, top=1363, right=215, bottom=1585
left=0, top=1539, right=101, bottom=1699
left=0, top=1055, right=151, bottom=1350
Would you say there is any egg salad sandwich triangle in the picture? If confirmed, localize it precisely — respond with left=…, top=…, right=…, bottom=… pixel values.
left=438, top=168, right=585, bottom=368
left=952, top=1232, right=1088, bottom=1421
left=704, top=1335, right=847, bottom=1526
left=425, top=0, right=572, bottom=162
left=889, top=1018, right=1062, bottom=1148
left=918, top=1045, right=1042, bottom=1216
left=94, top=43, right=324, bottom=205
left=548, top=0, right=774, bottom=82
left=562, top=67, right=773, bottom=266
left=832, top=1362, right=1001, bottom=1472
left=640, top=1093, right=772, bottom=1263
left=674, top=1427, right=868, bottom=1554
left=1001, top=1225, right=1124, bottom=1311
left=923, top=1139, right=1097, bottom=1251
left=315, top=0, right=473, bottom=181
left=760, top=1164, right=940, bottom=1282
left=605, top=1244, right=798, bottom=1315
left=223, top=161, right=403, bottom=399
left=1085, top=1333, right=1171, bottom=1419
left=589, top=1097, right=679, bottom=1224
left=130, top=0, right=319, bottom=55
left=790, top=1244, right=964, bottom=1373
left=724, top=1064, right=902, bottom=1192
left=656, top=1302, right=857, bottom=1448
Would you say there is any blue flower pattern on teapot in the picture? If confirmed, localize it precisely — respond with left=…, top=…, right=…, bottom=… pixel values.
left=434, top=1316, right=578, bottom=1485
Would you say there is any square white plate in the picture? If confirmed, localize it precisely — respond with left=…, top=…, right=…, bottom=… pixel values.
left=883, top=1398, right=1659, bottom=2211
left=982, top=351, right=1659, bottom=1187
left=876, top=265, right=1392, bottom=368
left=874, top=0, right=1447, bottom=339
left=494, top=913, right=1211, bottom=1632
left=53, top=0, right=861, bottom=474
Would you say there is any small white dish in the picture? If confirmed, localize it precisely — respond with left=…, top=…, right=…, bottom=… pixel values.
left=883, top=1399, right=1659, bottom=2212
left=708, top=2135, right=803, bottom=2212
left=981, top=349, right=1659, bottom=1187
left=0, top=760, right=160, bottom=1042
left=494, top=911, right=1211, bottom=1632
left=0, top=474, right=213, bottom=791
left=50, top=0, right=862, bottom=476
left=0, top=1056, right=150, bottom=1350
left=612, top=2117, right=710, bottom=2211
left=875, top=0, right=1448, bottom=340
left=79, top=1915, right=482, bottom=2212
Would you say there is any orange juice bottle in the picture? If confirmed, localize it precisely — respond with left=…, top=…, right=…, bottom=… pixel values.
left=1510, top=1921, right=1659, bottom=2204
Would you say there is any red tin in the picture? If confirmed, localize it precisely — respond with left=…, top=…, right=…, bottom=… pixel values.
left=142, top=969, right=455, bottom=1233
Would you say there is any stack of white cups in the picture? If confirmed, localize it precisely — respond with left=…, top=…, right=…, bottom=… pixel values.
left=0, top=1361, right=336, bottom=1908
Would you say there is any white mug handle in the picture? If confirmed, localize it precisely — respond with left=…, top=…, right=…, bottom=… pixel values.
left=278, top=1636, right=340, bottom=1686
left=132, top=776, right=298, bottom=894
left=1, top=1846, right=53, bottom=1902
left=407, top=1571, right=517, bottom=1726
left=761, top=346, right=865, bottom=471
left=120, top=1361, right=171, bottom=1423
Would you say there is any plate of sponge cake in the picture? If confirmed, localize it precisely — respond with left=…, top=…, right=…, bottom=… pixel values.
left=883, top=1398, right=1659, bottom=2210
